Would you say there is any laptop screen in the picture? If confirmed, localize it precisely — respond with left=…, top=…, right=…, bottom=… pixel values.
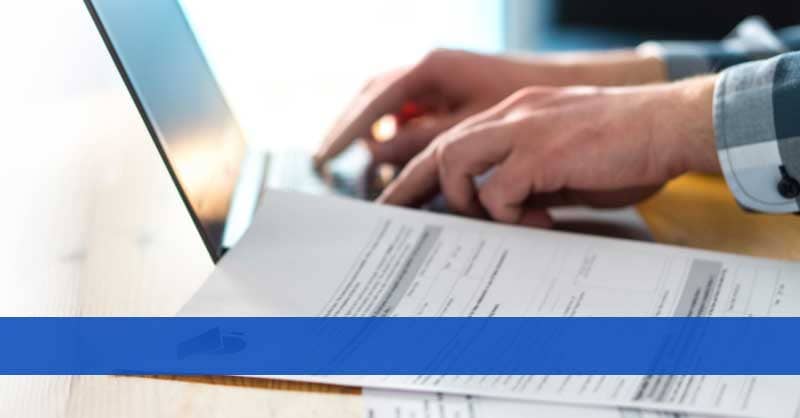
left=86, top=0, right=246, bottom=261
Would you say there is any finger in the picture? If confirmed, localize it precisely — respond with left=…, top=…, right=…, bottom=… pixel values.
left=436, top=121, right=513, bottom=217
left=377, top=147, right=439, bottom=207
left=367, top=112, right=469, bottom=164
left=314, top=67, right=427, bottom=167
left=478, top=153, right=556, bottom=224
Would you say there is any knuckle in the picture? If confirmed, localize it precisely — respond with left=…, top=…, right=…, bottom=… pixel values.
left=497, top=89, right=534, bottom=113
left=503, top=89, right=531, bottom=107
left=517, top=86, right=546, bottom=97
left=418, top=48, right=460, bottom=73
left=434, top=138, right=460, bottom=169
left=501, top=86, right=558, bottom=110
left=516, top=86, right=548, bottom=100
left=432, top=142, right=447, bottom=166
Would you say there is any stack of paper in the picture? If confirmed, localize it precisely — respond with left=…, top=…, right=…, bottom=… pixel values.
left=181, top=190, right=800, bottom=418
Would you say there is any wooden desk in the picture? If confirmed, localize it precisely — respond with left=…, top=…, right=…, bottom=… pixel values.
left=0, top=91, right=365, bottom=418
left=640, top=174, right=800, bottom=261
left=2, top=89, right=799, bottom=418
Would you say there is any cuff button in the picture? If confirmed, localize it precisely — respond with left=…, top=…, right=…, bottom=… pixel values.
left=778, top=166, right=800, bottom=199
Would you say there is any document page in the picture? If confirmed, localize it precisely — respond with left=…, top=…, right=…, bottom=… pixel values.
left=181, top=190, right=800, bottom=418
left=362, top=388, right=718, bottom=418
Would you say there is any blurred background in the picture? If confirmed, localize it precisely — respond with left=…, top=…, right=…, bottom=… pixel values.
left=3, top=1, right=799, bottom=153
left=1, top=1, right=798, bottom=315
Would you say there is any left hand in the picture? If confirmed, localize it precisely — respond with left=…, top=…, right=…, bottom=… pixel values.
left=377, top=76, right=720, bottom=227
left=314, top=49, right=666, bottom=167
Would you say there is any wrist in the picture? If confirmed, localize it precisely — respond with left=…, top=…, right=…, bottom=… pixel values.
left=653, top=75, right=721, bottom=176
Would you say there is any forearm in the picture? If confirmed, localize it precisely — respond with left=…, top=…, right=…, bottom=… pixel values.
left=548, top=49, right=668, bottom=86
left=512, top=49, right=668, bottom=87
left=625, top=50, right=800, bottom=215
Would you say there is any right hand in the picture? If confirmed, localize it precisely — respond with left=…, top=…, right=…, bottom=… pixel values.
left=313, top=49, right=666, bottom=167
left=377, top=76, right=720, bottom=226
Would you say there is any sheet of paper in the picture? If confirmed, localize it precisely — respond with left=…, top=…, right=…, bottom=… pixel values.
left=362, top=388, right=720, bottom=418
left=180, top=190, right=800, bottom=418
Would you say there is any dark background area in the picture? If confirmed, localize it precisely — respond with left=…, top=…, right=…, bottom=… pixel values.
left=528, top=0, right=799, bottom=52
left=558, top=0, right=800, bottom=38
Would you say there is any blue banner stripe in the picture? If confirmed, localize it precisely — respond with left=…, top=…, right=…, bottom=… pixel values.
left=3, top=317, right=799, bottom=375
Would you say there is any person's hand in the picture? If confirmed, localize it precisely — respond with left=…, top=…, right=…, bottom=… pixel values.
left=314, top=49, right=666, bottom=167
left=378, top=76, right=721, bottom=227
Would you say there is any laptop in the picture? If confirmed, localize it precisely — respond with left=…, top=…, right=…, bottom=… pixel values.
left=85, top=0, right=652, bottom=264
left=84, top=0, right=389, bottom=262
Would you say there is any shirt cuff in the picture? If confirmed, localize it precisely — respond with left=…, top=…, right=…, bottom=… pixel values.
left=713, top=54, right=800, bottom=213
left=638, top=16, right=786, bottom=81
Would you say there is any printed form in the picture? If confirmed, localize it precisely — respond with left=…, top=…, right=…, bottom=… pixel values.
left=362, top=388, right=719, bottom=418
left=181, top=190, right=800, bottom=418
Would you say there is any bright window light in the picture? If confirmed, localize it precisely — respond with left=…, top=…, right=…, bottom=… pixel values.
left=179, top=1, right=504, bottom=152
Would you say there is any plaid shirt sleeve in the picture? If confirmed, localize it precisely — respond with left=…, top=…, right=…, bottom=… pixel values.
left=637, top=16, right=792, bottom=80
left=714, top=52, right=800, bottom=213
left=640, top=17, right=800, bottom=213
